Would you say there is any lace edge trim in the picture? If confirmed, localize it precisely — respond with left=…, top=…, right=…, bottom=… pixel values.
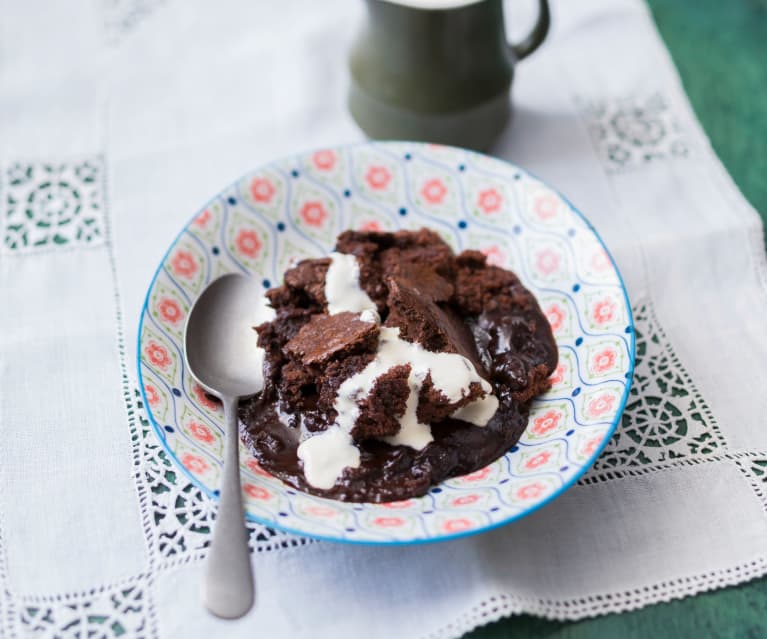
left=152, top=533, right=318, bottom=574
left=581, top=448, right=767, bottom=485
left=424, top=555, right=767, bottom=639
left=13, top=573, right=151, bottom=606
left=4, top=600, right=16, bottom=639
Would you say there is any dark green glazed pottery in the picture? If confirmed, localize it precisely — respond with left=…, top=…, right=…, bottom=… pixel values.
left=349, top=0, right=550, bottom=150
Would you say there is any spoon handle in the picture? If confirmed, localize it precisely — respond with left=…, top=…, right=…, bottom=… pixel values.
left=201, top=396, right=255, bottom=619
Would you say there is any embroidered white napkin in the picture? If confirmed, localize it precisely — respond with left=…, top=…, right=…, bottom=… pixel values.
left=1, top=0, right=766, bottom=637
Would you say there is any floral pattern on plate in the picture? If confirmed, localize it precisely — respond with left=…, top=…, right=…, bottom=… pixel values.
left=137, top=142, right=635, bottom=544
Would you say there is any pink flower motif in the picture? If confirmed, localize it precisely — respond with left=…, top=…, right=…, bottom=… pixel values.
left=365, top=165, right=391, bottom=190
left=158, top=297, right=183, bottom=325
left=534, top=194, right=558, bottom=220
left=421, top=178, right=447, bottom=205
left=591, top=249, right=611, bottom=271
left=235, top=229, right=263, bottom=258
left=144, top=384, right=159, bottom=406
left=182, top=453, right=208, bottom=474
left=477, top=188, right=503, bottom=214
left=300, top=201, right=329, bottom=227
left=306, top=505, right=336, bottom=517
left=442, top=518, right=473, bottom=533
left=516, top=482, right=546, bottom=500
left=381, top=500, right=414, bottom=509
left=359, top=220, right=382, bottom=232
left=244, top=484, right=271, bottom=500
left=461, top=466, right=491, bottom=482
left=245, top=458, right=271, bottom=477
left=549, top=363, right=567, bottom=386
left=188, top=420, right=214, bottom=444
left=545, top=303, right=565, bottom=333
left=145, top=341, right=171, bottom=369
left=591, top=348, right=617, bottom=374
left=312, top=150, right=336, bottom=171
left=531, top=410, right=562, bottom=437
left=481, top=245, right=505, bottom=267
left=535, top=248, right=561, bottom=276
left=524, top=450, right=552, bottom=470
left=586, top=394, right=616, bottom=418
left=250, top=178, right=276, bottom=203
left=193, top=210, right=211, bottom=228
left=592, top=298, right=617, bottom=325
left=451, top=494, right=480, bottom=507
left=192, top=384, right=220, bottom=411
left=373, top=516, right=404, bottom=527
left=582, top=436, right=604, bottom=457
left=171, top=250, right=198, bottom=279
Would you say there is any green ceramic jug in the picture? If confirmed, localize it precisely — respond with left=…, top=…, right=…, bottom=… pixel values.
left=348, top=0, right=550, bottom=150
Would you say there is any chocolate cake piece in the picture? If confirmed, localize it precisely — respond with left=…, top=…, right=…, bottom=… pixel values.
left=385, top=261, right=454, bottom=303
left=283, top=257, right=331, bottom=308
left=270, top=313, right=379, bottom=429
left=316, top=352, right=378, bottom=421
left=335, top=228, right=456, bottom=310
left=385, top=276, right=484, bottom=370
left=255, top=307, right=315, bottom=389
left=454, top=250, right=531, bottom=315
left=379, top=236, right=455, bottom=303
left=240, top=228, right=559, bottom=502
left=415, top=377, right=486, bottom=425
left=285, top=312, right=379, bottom=366
left=351, top=364, right=412, bottom=440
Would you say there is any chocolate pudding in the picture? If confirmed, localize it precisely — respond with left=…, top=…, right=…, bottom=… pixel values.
left=239, top=229, right=558, bottom=502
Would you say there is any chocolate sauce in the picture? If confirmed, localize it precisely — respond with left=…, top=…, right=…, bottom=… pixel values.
left=239, top=390, right=528, bottom=502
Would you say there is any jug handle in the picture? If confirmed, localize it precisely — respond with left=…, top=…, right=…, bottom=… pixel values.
left=509, top=0, right=550, bottom=61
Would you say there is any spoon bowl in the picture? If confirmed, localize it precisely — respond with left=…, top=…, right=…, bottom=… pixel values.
left=185, top=273, right=267, bottom=399
left=184, top=272, right=268, bottom=619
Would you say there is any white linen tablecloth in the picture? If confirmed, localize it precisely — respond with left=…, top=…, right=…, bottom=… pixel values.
left=1, top=0, right=767, bottom=637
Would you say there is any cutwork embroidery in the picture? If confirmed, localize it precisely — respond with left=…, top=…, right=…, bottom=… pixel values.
left=133, top=389, right=310, bottom=560
left=735, top=457, right=767, bottom=511
left=2, top=159, right=105, bottom=253
left=580, top=93, right=690, bottom=173
left=593, top=301, right=723, bottom=470
left=20, top=585, right=147, bottom=638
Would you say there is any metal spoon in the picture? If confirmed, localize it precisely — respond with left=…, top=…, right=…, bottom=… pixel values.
left=184, top=273, right=265, bottom=619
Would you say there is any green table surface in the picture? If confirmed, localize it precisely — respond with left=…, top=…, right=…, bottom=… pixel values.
left=467, top=1, right=767, bottom=637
